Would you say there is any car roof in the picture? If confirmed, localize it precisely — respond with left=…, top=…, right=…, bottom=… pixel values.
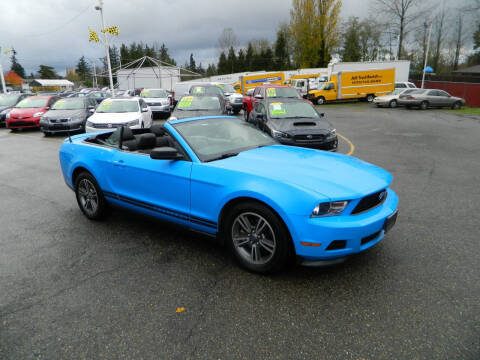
left=169, top=115, right=238, bottom=125
left=257, top=84, right=290, bottom=89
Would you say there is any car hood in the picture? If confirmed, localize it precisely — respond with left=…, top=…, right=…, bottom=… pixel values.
left=89, top=112, right=139, bottom=123
left=172, top=109, right=223, bottom=119
left=269, top=117, right=332, bottom=134
left=44, top=109, right=86, bottom=119
left=9, top=107, right=46, bottom=117
left=209, top=145, right=392, bottom=200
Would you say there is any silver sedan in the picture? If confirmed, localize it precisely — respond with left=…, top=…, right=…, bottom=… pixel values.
left=398, top=89, right=465, bottom=110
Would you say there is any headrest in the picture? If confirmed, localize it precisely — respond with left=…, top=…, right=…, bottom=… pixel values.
left=122, top=126, right=135, bottom=140
left=150, top=124, right=165, bottom=136
left=137, top=133, right=156, bottom=150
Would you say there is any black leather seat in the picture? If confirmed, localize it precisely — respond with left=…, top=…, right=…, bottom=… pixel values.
left=122, top=127, right=138, bottom=150
left=150, top=124, right=165, bottom=136
left=137, top=133, right=156, bottom=151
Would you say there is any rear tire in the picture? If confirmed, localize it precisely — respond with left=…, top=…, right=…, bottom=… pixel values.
left=366, top=94, right=375, bottom=102
left=243, top=107, right=249, bottom=121
left=224, top=201, right=291, bottom=274
left=451, top=101, right=462, bottom=110
left=389, top=100, right=398, bottom=108
left=420, top=101, right=428, bottom=110
left=74, top=172, right=108, bottom=220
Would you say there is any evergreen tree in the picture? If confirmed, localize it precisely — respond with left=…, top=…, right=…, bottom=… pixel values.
left=264, top=47, right=274, bottom=71
left=245, top=43, right=254, bottom=71
left=10, top=49, right=26, bottom=79
left=237, top=49, right=246, bottom=72
left=188, top=53, right=196, bottom=72
left=158, top=43, right=176, bottom=65
left=206, top=64, right=217, bottom=76
left=217, top=52, right=229, bottom=74
left=341, top=17, right=362, bottom=62
left=76, top=56, right=91, bottom=82
left=227, top=46, right=237, bottom=73
left=274, top=28, right=290, bottom=70
left=37, top=65, right=58, bottom=79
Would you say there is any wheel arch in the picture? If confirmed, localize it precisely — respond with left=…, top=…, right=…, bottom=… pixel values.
left=72, top=166, right=93, bottom=186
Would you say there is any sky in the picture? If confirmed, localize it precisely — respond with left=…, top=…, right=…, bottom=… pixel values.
left=0, top=0, right=373, bottom=76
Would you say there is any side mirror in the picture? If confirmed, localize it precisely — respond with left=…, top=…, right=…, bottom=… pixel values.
left=224, top=92, right=231, bottom=96
left=256, top=113, right=264, bottom=120
left=45, top=107, right=50, bottom=110
left=254, top=94, right=263, bottom=99
left=167, top=94, right=172, bottom=98
left=142, top=107, right=149, bottom=112
left=150, top=147, right=183, bottom=160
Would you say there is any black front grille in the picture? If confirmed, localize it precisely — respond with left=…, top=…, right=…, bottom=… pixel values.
left=326, top=240, right=346, bottom=251
left=50, top=118, right=70, bottom=123
left=361, top=230, right=382, bottom=245
left=294, top=134, right=325, bottom=142
left=352, top=189, right=387, bottom=215
left=92, top=123, right=122, bottom=129
left=9, top=121, right=36, bottom=127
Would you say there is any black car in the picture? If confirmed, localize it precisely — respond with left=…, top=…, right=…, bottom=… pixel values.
left=169, top=95, right=228, bottom=121
left=88, top=91, right=111, bottom=104
left=0, top=93, right=32, bottom=126
left=247, top=98, right=338, bottom=150
left=39, top=97, right=98, bottom=135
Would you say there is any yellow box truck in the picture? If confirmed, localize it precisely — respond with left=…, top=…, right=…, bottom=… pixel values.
left=239, top=72, right=285, bottom=94
left=307, top=68, right=395, bottom=105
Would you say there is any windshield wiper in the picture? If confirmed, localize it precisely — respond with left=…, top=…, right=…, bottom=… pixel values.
left=206, top=152, right=239, bottom=162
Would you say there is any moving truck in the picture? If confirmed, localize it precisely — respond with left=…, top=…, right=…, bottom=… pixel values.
left=240, top=72, right=285, bottom=94
left=307, top=68, right=395, bottom=105
left=289, top=74, right=329, bottom=98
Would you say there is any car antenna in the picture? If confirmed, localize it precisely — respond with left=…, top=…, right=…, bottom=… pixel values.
left=67, top=130, right=72, bottom=143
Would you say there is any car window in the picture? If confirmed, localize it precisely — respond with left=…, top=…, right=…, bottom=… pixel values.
left=427, top=90, right=439, bottom=96
left=437, top=90, right=450, bottom=97
left=265, top=87, right=300, bottom=98
left=255, top=103, right=266, bottom=115
left=96, top=100, right=139, bottom=113
left=407, top=83, right=417, bottom=88
left=253, top=88, right=260, bottom=97
left=395, top=83, right=406, bottom=88
left=16, top=97, right=48, bottom=108
left=176, top=96, right=221, bottom=111
left=268, top=101, right=319, bottom=119
left=324, top=83, right=335, bottom=90
left=51, top=98, right=85, bottom=110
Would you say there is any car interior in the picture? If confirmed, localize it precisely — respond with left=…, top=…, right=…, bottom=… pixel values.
left=85, top=124, right=187, bottom=158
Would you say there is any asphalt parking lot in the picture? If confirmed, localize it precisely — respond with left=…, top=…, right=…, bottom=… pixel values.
left=1, top=104, right=479, bottom=359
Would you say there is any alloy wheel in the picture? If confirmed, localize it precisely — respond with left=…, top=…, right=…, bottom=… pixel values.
left=77, top=179, right=99, bottom=217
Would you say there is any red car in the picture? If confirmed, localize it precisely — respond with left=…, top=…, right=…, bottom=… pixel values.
left=6, top=95, right=60, bottom=130
left=242, top=85, right=308, bottom=120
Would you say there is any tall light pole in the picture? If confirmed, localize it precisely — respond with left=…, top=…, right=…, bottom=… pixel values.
left=421, top=22, right=432, bottom=89
left=95, top=0, right=114, bottom=95
left=0, top=48, right=8, bottom=93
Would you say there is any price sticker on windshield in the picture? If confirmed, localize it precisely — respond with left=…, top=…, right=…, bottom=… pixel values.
left=55, top=99, right=65, bottom=106
left=178, top=96, right=194, bottom=109
left=98, top=100, right=112, bottom=111
left=141, top=90, right=149, bottom=97
left=269, top=102, right=286, bottom=115
left=266, top=88, right=277, bottom=97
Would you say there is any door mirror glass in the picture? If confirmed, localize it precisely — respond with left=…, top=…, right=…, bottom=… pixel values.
left=254, top=94, right=263, bottom=99
left=142, top=107, right=149, bottom=112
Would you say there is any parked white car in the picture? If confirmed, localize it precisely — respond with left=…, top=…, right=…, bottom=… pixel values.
left=140, top=88, right=171, bottom=117
left=395, top=82, right=417, bottom=89
left=85, top=98, right=152, bottom=133
left=373, top=88, right=417, bottom=108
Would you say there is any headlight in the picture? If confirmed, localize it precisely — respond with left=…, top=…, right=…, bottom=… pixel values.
left=127, top=119, right=139, bottom=126
left=6, top=112, right=11, bottom=119
left=86, top=121, right=93, bottom=127
left=329, top=128, right=336, bottom=136
left=41, top=116, right=49, bottom=122
left=0, top=109, right=8, bottom=115
left=311, top=201, right=349, bottom=217
left=271, top=129, right=290, bottom=139
left=33, top=111, right=45, bottom=117
left=162, top=100, right=169, bottom=105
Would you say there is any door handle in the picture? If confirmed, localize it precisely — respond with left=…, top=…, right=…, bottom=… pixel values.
left=112, top=160, right=125, bottom=168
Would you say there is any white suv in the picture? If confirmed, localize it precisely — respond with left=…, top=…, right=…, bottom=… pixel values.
left=139, top=89, right=171, bottom=117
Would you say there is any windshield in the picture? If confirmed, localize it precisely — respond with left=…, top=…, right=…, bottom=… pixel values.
left=190, top=86, right=223, bottom=96
left=96, top=100, right=139, bottom=113
left=51, top=98, right=85, bottom=110
left=176, top=96, right=221, bottom=111
left=265, top=87, right=300, bottom=98
left=0, top=95, right=20, bottom=106
left=141, top=89, right=167, bottom=98
left=217, top=84, right=236, bottom=93
left=15, top=97, right=48, bottom=108
left=268, top=101, right=319, bottom=119
left=174, top=117, right=276, bottom=162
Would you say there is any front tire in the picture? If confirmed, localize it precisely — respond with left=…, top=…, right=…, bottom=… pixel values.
left=451, top=101, right=462, bottom=110
left=316, top=96, right=325, bottom=105
left=225, top=201, right=290, bottom=273
left=420, top=101, right=428, bottom=110
left=243, top=107, right=249, bottom=121
left=75, top=172, right=108, bottom=220
left=389, top=99, right=398, bottom=108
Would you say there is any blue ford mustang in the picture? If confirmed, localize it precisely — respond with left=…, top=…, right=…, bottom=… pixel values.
left=59, top=116, right=398, bottom=273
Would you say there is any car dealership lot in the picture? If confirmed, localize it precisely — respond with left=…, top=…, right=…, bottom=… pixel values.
left=1, top=105, right=479, bottom=359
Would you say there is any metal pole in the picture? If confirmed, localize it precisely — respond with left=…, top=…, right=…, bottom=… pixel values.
left=0, top=62, right=6, bottom=93
left=93, top=62, right=97, bottom=88
left=421, top=23, right=432, bottom=89
left=97, top=0, right=114, bottom=95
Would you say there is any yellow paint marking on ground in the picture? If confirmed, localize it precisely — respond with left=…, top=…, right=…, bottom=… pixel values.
left=337, top=132, right=355, bottom=156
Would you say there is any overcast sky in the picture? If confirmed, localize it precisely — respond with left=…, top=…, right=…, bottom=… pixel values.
left=0, top=0, right=375, bottom=76
left=1, top=0, right=476, bottom=77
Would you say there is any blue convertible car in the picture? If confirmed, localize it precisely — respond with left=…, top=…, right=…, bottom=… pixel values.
left=59, top=116, right=398, bottom=273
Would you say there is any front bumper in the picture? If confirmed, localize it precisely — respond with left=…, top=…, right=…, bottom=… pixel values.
left=40, top=119, right=84, bottom=133
left=147, top=104, right=170, bottom=113
left=277, top=134, right=338, bottom=149
left=7, top=116, right=41, bottom=129
left=85, top=123, right=141, bottom=133
left=289, top=188, right=398, bottom=261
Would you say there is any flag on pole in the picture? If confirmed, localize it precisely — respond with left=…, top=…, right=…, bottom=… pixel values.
left=101, top=26, right=119, bottom=36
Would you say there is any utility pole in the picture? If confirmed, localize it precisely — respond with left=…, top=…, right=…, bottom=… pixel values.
left=0, top=48, right=7, bottom=93
left=93, top=62, right=97, bottom=88
left=421, top=23, right=432, bottom=89
left=95, top=0, right=114, bottom=95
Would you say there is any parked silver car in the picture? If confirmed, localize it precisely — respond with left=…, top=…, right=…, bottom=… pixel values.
left=373, top=88, right=417, bottom=108
left=398, top=89, right=465, bottom=110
